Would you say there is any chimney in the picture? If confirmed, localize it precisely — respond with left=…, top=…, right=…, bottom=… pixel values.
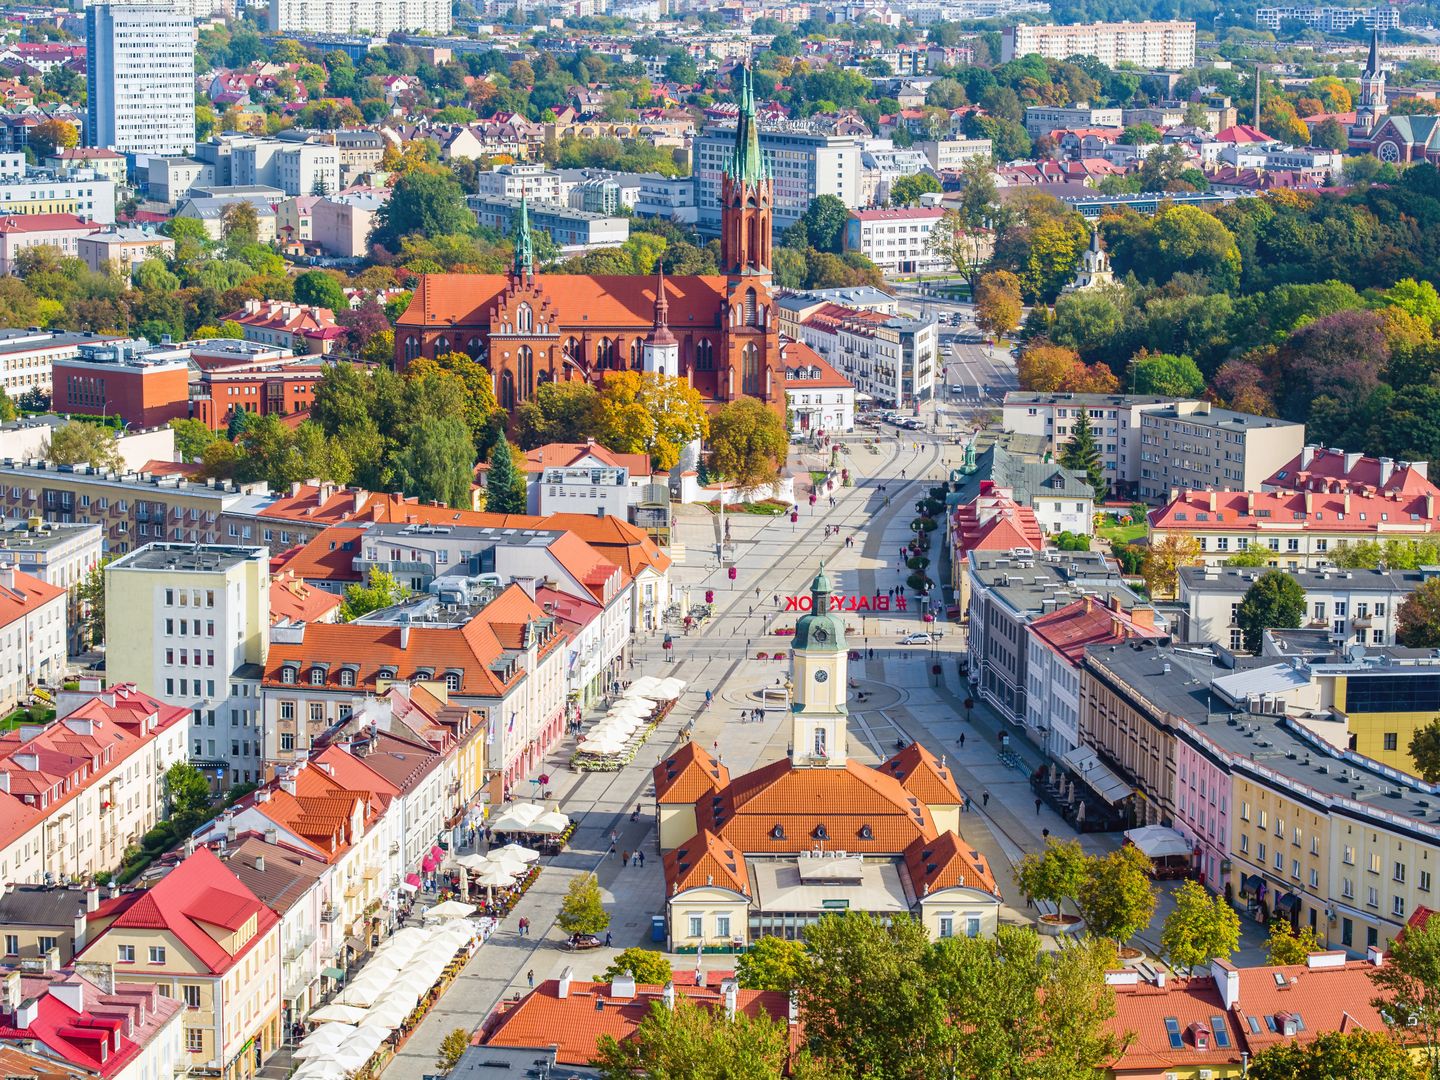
left=1304, top=491, right=1313, bottom=514
left=557, top=966, right=573, bottom=999
left=1211, top=957, right=1239, bottom=1009
left=3, top=970, right=21, bottom=1013
left=1368, top=945, right=1385, bottom=967
left=1380, top=457, right=1395, bottom=486
left=41, top=947, right=59, bottom=974
left=15, top=997, right=38, bottom=1028
left=722, top=978, right=737, bottom=1020
left=1131, top=606, right=1157, bottom=630
left=662, top=981, right=676, bottom=1010
left=0, top=565, right=13, bottom=591
left=1208, top=490, right=1216, bottom=512
left=49, top=977, right=83, bottom=1015
left=225, top=820, right=237, bottom=843
left=85, top=885, right=99, bottom=913
left=1247, top=492, right=1255, bottom=514
left=1344, top=492, right=1351, bottom=514
left=255, top=855, right=266, bottom=873
left=279, top=774, right=297, bottom=796
left=788, top=990, right=799, bottom=1025
left=265, top=827, right=277, bottom=845
left=73, top=906, right=87, bottom=956
left=1301, top=444, right=1316, bottom=469
left=1428, top=494, right=1435, bottom=520
left=1344, top=451, right=1362, bottom=473
left=611, top=971, right=636, bottom=1000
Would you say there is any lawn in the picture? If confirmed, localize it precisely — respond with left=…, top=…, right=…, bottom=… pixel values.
left=1097, top=522, right=1147, bottom=546
left=1, top=706, right=55, bottom=731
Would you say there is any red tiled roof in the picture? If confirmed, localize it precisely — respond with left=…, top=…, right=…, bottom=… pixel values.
left=398, top=274, right=727, bottom=332
left=1149, top=488, right=1440, bottom=534
left=0, top=213, right=95, bottom=234
left=783, top=340, right=854, bottom=391
left=83, top=848, right=277, bottom=975
left=481, top=976, right=795, bottom=1066
left=0, top=566, right=63, bottom=628
left=272, top=526, right=366, bottom=585
left=1028, top=597, right=1164, bottom=665
left=653, top=742, right=730, bottom=805
left=879, top=742, right=963, bottom=806
left=225, top=300, right=339, bottom=339
left=1264, top=447, right=1439, bottom=499
left=1214, top=124, right=1273, bottom=143
left=1106, top=975, right=1245, bottom=1072
left=258, top=484, right=388, bottom=525
left=514, top=441, right=651, bottom=477
left=902, top=831, right=999, bottom=898
left=664, top=828, right=750, bottom=895
left=269, top=569, right=342, bottom=624
left=951, top=486, right=1044, bottom=557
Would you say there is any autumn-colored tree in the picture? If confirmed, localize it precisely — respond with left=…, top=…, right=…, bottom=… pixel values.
left=974, top=270, right=1022, bottom=339
left=708, top=396, right=788, bottom=493
left=591, top=370, right=708, bottom=472
left=1141, top=534, right=1204, bottom=600
left=30, top=118, right=78, bottom=159
left=1017, top=344, right=1083, bottom=392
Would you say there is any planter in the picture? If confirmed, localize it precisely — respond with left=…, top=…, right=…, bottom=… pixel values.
left=1036, top=913, right=1083, bottom=937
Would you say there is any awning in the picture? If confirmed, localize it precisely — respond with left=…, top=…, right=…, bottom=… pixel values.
left=1240, top=874, right=1265, bottom=898
left=420, top=854, right=439, bottom=872
left=1275, top=892, right=1300, bottom=913
left=321, top=967, right=345, bottom=981
left=1125, top=825, right=1192, bottom=860
left=430, top=844, right=445, bottom=860
left=1061, top=745, right=1133, bottom=805
left=404, top=872, right=421, bottom=887
left=398, top=879, right=418, bottom=893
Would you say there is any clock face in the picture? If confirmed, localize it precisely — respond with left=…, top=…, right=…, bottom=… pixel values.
left=814, top=670, right=829, bottom=683
left=813, top=628, right=828, bottom=643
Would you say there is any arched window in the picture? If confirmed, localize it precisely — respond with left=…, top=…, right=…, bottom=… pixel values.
left=742, top=342, right=760, bottom=395
left=630, top=338, right=643, bottom=368
left=596, top=337, right=615, bottom=369
left=434, top=335, right=449, bottom=354
left=563, top=336, right=581, bottom=366
left=467, top=336, right=484, bottom=358
left=814, top=727, right=827, bottom=758
left=403, top=336, right=420, bottom=362
left=500, top=369, right=515, bottom=410
left=339, top=668, right=356, bottom=687
left=445, top=672, right=461, bottom=691
left=743, top=289, right=757, bottom=326
left=695, top=339, right=713, bottom=371
left=537, top=368, right=552, bottom=386
left=516, top=303, right=533, bottom=333
left=518, top=346, right=534, bottom=400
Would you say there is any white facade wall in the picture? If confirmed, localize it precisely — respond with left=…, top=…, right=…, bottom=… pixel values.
left=86, top=6, right=195, bottom=157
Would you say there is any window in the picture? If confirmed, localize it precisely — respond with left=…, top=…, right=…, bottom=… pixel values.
left=280, top=732, right=295, bottom=752
left=1423, top=870, right=1432, bottom=893
left=309, top=668, right=325, bottom=685
left=310, top=703, right=324, bottom=723
left=118, top=944, right=135, bottom=962
left=183, top=984, right=201, bottom=1008
left=280, top=702, right=295, bottom=721
left=186, top=1028, right=204, bottom=1053
left=1396, top=862, right=1407, bottom=883
left=1310, top=869, right=1319, bottom=888
left=3, top=934, right=15, bottom=956
left=939, top=916, right=954, bottom=938
left=741, top=342, right=761, bottom=396
left=280, top=666, right=296, bottom=684
left=339, top=668, right=356, bottom=687
left=149, top=946, right=166, bottom=963
left=1258, top=842, right=1267, bottom=863
left=688, top=915, right=703, bottom=938
left=716, top=914, right=731, bottom=938
left=1394, top=895, right=1407, bottom=917
left=1240, top=834, right=1249, bottom=854
left=1384, top=733, right=1399, bottom=751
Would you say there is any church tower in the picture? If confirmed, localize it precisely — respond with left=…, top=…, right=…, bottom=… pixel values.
left=642, top=260, right=679, bottom=378
left=719, top=63, right=784, bottom=411
left=789, top=564, right=848, bottom=769
left=1063, top=227, right=1114, bottom=292
left=512, top=187, right=535, bottom=283
left=1354, top=29, right=1388, bottom=138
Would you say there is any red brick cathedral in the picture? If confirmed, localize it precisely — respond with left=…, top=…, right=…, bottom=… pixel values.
left=394, top=66, right=784, bottom=415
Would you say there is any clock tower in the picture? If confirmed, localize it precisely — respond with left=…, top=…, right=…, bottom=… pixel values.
left=790, top=564, right=848, bottom=768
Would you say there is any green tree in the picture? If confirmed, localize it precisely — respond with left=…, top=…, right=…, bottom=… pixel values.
left=1142, top=534, right=1203, bottom=600
left=1076, top=844, right=1156, bottom=950
left=1371, top=915, right=1440, bottom=1080
left=169, top=418, right=216, bottom=462
left=371, top=171, right=475, bottom=252
left=293, top=270, right=349, bottom=311
left=436, top=1028, right=470, bottom=1073
left=483, top=439, right=527, bottom=514
left=593, top=997, right=811, bottom=1080
left=597, top=948, right=673, bottom=986
left=1398, top=579, right=1440, bottom=648
left=1311, top=116, right=1350, bottom=152
left=165, top=761, right=212, bottom=817
left=1128, top=351, right=1205, bottom=397
left=77, top=558, right=109, bottom=647
left=1223, top=544, right=1269, bottom=567
left=707, top=396, right=788, bottom=493
left=591, top=370, right=708, bottom=472
left=1122, top=122, right=1162, bottom=144
left=1408, top=721, right=1440, bottom=784
left=927, top=209, right=991, bottom=294
left=889, top=172, right=942, bottom=207
left=514, top=381, right=600, bottom=448
left=1160, top=879, right=1240, bottom=976
left=1015, top=837, right=1088, bottom=915
left=735, top=934, right=808, bottom=992
left=1236, top=570, right=1306, bottom=654
left=339, top=570, right=410, bottom=622
left=557, top=872, right=609, bottom=936
left=1248, top=1030, right=1422, bottom=1080
left=1264, top=919, right=1326, bottom=966
left=0, top=385, right=21, bottom=421
left=221, top=200, right=260, bottom=248
left=43, top=422, right=121, bottom=470
left=394, top=414, right=476, bottom=509
left=1059, top=407, right=1107, bottom=501
left=791, top=194, right=850, bottom=254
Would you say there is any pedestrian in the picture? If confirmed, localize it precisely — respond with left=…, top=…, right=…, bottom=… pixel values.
left=604, top=931, right=612, bottom=947
left=1042, top=828, right=1050, bottom=841
left=622, top=850, right=630, bottom=866
left=982, top=790, right=990, bottom=807
left=755, top=586, right=760, bottom=598
left=959, top=733, right=966, bottom=748
left=1035, top=797, right=1042, bottom=816
left=527, top=969, right=534, bottom=988
left=638, top=851, right=645, bottom=867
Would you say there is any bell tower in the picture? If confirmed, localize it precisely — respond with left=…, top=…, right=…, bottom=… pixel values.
left=789, top=563, right=848, bottom=769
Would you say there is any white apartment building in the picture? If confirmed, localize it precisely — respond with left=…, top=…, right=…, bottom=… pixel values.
left=0, top=329, right=124, bottom=398
left=475, top=162, right=562, bottom=202
left=0, top=172, right=116, bottom=224
left=0, top=563, right=65, bottom=714
left=796, top=304, right=939, bottom=407
left=85, top=5, right=195, bottom=157
left=103, top=543, right=270, bottom=790
left=1177, top=565, right=1419, bottom=652
left=695, top=125, right=863, bottom=236
left=913, top=138, right=993, bottom=171
left=844, top=206, right=947, bottom=275
left=267, top=0, right=450, bottom=35
left=1256, top=5, right=1399, bottom=31
left=233, top=139, right=340, bottom=198
left=1002, top=393, right=1305, bottom=500
left=0, top=519, right=104, bottom=653
left=1002, top=20, right=1196, bottom=68
left=635, top=173, right=697, bottom=225
left=1023, top=104, right=1125, bottom=138
left=784, top=344, right=856, bottom=435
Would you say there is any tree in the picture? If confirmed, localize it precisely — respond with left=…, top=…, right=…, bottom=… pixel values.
left=1371, top=915, right=1440, bottom=1080
left=974, top=270, right=1022, bottom=339
left=1408, top=721, right=1440, bottom=784
left=1141, top=534, right=1203, bottom=600
left=1128, top=351, right=1204, bottom=397
left=1059, top=407, right=1107, bottom=500
left=1264, top=919, right=1325, bottom=966
left=1076, top=844, right=1156, bottom=949
left=293, top=270, right=348, bottom=311
left=222, top=201, right=260, bottom=248
left=593, top=997, right=809, bottom=1080
left=339, top=570, right=409, bottom=622
left=1015, top=837, right=1087, bottom=915
left=0, top=386, right=16, bottom=423
left=597, top=948, right=673, bottom=986
left=1248, top=1031, right=1422, bottom=1080
left=29, top=118, right=78, bottom=159
left=514, top=381, right=600, bottom=448
left=165, top=761, right=211, bottom=817
left=1311, top=116, right=1350, bottom=152
left=169, top=418, right=215, bottom=463
left=591, top=370, right=708, bottom=472
left=394, top=415, right=475, bottom=509
left=43, top=422, right=121, bottom=470
left=930, top=928, right=1122, bottom=1080
left=1160, top=879, right=1240, bottom=976
left=708, top=397, right=788, bottom=493
left=371, top=171, right=474, bottom=252
left=77, top=559, right=107, bottom=647
left=926, top=210, right=991, bottom=294
left=1122, top=122, right=1162, bottom=145
left=889, top=172, right=942, bottom=208
left=735, top=934, right=808, bottom=992
left=483, top=439, right=527, bottom=514
left=1235, top=570, right=1306, bottom=654
left=557, top=872, right=609, bottom=936
left=1398, top=579, right=1440, bottom=648
left=791, top=194, right=850, bottom=254
left=436, top=1028, right=470, bottom=1073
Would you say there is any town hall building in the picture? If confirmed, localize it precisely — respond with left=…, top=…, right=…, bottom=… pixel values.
left=394, top=66, right=788, bottom=417
left=654, top=564, right=1002, bottom=951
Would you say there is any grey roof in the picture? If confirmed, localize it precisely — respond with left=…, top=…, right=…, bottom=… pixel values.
left=1140, top=402, right=1301, bottom=433
left=112, top=543, right=265, bottom=572
left=965, top=444, right=1094, bottom=506
left=1179, top=565, right=1423, bottom=595
left=177, top=195, right=277, bottom=220
left=0, top=883, right=91, bottom=927
left=969, top=550, right=1149, bottom=619
left=0, top=330, right=116, bottom=355
left=217, top=836, right=325, bottom=916
left=1005, top=391, right=1175, bottom=408
left=0, top=519, right=100, bottom=554
left=452, top=1046, right=599, bottom=1079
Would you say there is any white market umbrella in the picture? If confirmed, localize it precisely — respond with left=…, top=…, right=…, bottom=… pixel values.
left=617, top=693, right=660, bottom=708
left=578, top=738, right=627, bottom=756
left=472, top=861, right=518, bottom=888
left=307, top=1003, right=368, bottom=1025
left=335, top=972, right=392, bottom=1007
left=294, top=1023, right=356, bottom=1056
left=291, top=1061, right=349, bottom=1080
left=605, top=701, right=650, bottom=718
left=490, top=802, right=545, bottom=832
left=453, top=851, right=491, bottom=870
left=629, top=675, right=663, bottom=696
left=494, top=842, right=539, bottom=863
left=527, top=810, right=571, bottom=835
left=424, top=900, right=476, bottom=920
left=360, top=989, right=420, bottom=1030
left=331, top=1032, right=387, bottom=1073
left=654, top=677, right=685, bottom=700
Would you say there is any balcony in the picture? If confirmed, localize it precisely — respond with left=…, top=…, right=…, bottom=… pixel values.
left=362, top=865, right=380, bottom=881
left=320, top=904, right=340, bottom=923
left=343, top=881, right=361, bottom=898
left=1352, top=615, right=1374, bottom=629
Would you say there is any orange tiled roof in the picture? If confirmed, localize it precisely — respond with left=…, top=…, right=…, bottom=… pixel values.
left=1105, top=975, right=1245, bottom=1072
left=903, top=832, right=999, bottom=898
left=653, top=742, right=730, bottom=805
left=1149, top=488, right=1440, bottom=534
left=0, top=567, right=63, bottom=629
left=782, top=340, right=854, bottom=390
left=664, top=829, right=750, bottom=895
left=1028, top=597, right=1164, bottom=665
left=269, top=569, right=342, bottom=624
left=517, top=441, right=652, bottom=477
left=1264, top=447, right=1440, bottom=499
left=879, top=743, right=962, bottom=806
left=271, top=526, right=366, bottom=585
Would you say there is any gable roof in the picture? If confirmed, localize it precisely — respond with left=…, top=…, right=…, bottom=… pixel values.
left=215, top=834, right=327, bottom=916
left=879, top=742, right=963, bottom=806
left=1263, top=446, right=1438, bottom=499
left=0, top=566, right=63, bottom=628
left=1029, top=597, right=1164, bottom=664
left=268, top=526, right=367, bottom=585
left=270, top=569, right=343, bottom=623
left=1149, top=487, right=1440, bottom=534
left=517, top=441, right=651, bottom=477
left=653, top=742, right=730, bottom=805
left=902, top=831, right=999, bottom=899
left=663, top=828, right=750, bottom=896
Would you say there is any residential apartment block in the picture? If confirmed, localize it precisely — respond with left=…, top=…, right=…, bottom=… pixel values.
left=85, top=5, right=196, bottom=157
left=52, top=338, right=192, bottom=427
left=468, top=194, right=628, bottom=255
left=1022, top=104, right=1124, bottom=137
left=695, top=125, right=862, bottom=236
left=1263, top=444, right=1436, bottom=497
left=1002, top=20, right=1197, bottom=68
left=267, top=0, right=450, bottom=36
left=0, top=519, right=103, bottom=652
left=1002, top=393, right=1304, bottom=500
left=1256, top=4, right=1399, bottom=31
left=792, top=302, right=938, bottom=407
left=844, top=206, right=947, bottom=275
left=0, top=564, right=64, bottom=713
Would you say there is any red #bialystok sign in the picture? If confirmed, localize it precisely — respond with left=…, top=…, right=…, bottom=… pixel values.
left=784, top=593, right=908, bottom=612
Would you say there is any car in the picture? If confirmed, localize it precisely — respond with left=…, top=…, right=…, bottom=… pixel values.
left=900, top=632, right=933, bottom=645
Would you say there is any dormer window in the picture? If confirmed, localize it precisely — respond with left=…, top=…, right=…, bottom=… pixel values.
left=280, top=664, right=297, bottom=684
left=377, top=666, right=397, bottom=680
left=812, top=824, right=828, bottom=840
left=859, top=824, right=873, bottom=840
left=770, top=824, right=785, bottom=840
left=338, top=667, right=357, bottom=687
left=444, top=671, right=462, bottom=691
left=309, top=668, right=325, bottom=685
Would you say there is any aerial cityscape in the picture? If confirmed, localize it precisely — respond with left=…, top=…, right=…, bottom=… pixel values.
left=6, top=0, right=1440, bottom=1076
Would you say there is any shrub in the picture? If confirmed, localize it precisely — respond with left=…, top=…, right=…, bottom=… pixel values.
left=907, top=556, right=931, bottom=571
left=907, top=572, right=933, bottom=592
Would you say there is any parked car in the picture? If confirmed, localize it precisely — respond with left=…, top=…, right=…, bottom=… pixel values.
left=900, top=632, right=933, bottom=645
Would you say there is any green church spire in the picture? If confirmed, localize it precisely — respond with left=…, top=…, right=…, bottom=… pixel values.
left=726, top=63, right=770, bottom=186
left=513, top=186, right=534, bottom=279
